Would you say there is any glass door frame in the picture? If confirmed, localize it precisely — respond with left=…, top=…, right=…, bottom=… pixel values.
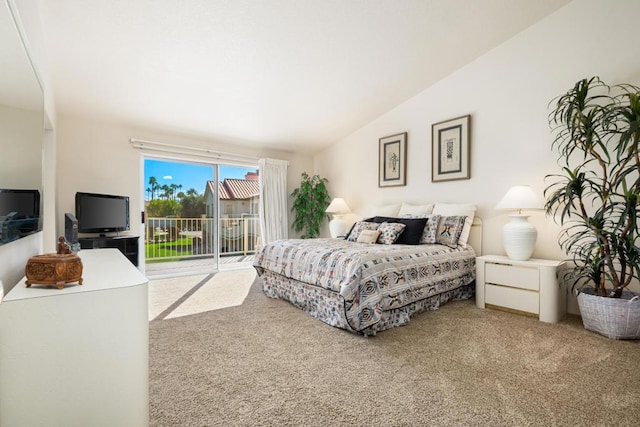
left=140, top=153, right=259, bottom=277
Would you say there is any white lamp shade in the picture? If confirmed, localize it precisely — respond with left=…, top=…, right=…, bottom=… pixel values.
left=495, top=186, right=543, bottom=213
left=326, top=198, right=350, bottom=214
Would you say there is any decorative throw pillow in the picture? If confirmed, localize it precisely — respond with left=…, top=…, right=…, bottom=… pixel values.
left=432, top=203, right=476, bottom=246
left=419, top=214, right=442, bottom=244
left=356, top=229, right=381, bottom=244
left=435, top=215, right=466, bottom=248
left=343, top=217, right=375, bottom=240
left=376, top=222, right=406, bottom=245
left=346, top=221, right=380, bottom=242
left=371, top=216, right=427, bottom=245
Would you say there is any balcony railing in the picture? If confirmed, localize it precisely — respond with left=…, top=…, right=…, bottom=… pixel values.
left=145, top=216, right=260, bottom=262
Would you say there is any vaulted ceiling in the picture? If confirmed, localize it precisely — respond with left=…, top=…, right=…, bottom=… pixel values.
left=39, top=0, right=571, bottom=153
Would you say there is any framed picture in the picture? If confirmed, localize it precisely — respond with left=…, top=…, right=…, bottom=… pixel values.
left=431, top=115, right=471, bottom=182
left=379, top=132, right=407, bottom=187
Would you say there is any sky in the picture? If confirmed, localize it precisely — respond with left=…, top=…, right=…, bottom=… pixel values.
left=144, top=159, right=257, bottom=199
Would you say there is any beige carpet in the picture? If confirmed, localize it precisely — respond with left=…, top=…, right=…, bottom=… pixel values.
left=150, top=276, right=640, bottom=426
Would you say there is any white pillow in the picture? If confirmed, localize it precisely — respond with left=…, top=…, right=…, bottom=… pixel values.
left=431, top=203, right=476, bottom=246
left=346, top=221, right=380, bottom=242
left=371, top=204, right=401, bottom=217
left=357, top=229, right=381, bottom=244
left=398, top=202, right=434, bottom=217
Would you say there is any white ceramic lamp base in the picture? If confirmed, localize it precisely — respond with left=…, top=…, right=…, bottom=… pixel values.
left=502, top=215, right=537, bottom=261
left=329, top=215, right=347, bottom=238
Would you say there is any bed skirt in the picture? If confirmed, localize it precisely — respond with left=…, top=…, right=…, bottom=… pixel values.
left=260, top=269, right=474, bottom=335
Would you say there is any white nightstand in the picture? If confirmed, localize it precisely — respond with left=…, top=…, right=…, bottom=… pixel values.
left=476, top=255, right=566, bottom=323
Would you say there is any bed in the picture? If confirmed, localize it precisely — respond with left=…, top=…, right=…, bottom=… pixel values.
left=253, top=204, right=482, bottom=335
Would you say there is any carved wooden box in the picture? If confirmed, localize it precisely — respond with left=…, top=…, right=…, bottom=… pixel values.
left=25, top=254, right=83, bottom=290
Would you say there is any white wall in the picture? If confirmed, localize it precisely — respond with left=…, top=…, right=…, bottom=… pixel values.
left=316, top=0, right=639, bottom=257
left=55, top=115, right=313, bottom=243
left=314, top=0, right=640, bottom=312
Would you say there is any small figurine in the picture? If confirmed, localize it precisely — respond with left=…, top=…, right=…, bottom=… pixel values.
left=57, top=236, right=72, bottom=255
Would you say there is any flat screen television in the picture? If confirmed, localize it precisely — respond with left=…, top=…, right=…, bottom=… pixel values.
left=75, top=192, right=130, bottom=234
left=0, top=189, right=41, bottom=243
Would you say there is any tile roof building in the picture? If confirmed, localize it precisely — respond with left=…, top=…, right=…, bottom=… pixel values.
left=204, top=175, right=260, bottom=219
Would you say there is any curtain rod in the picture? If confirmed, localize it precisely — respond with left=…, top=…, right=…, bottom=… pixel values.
left=129, top=138, right=260, bottom=163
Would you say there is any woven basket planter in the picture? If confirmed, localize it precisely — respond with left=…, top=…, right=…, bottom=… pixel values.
left=577, top=288, right=640, bottom=340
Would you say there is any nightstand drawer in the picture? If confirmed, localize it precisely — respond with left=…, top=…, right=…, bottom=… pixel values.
left=485, top=284, right=539, bottom=314
left=477, top=255, right=564, bottom=323
left=485, top=262, right=539, bottom=291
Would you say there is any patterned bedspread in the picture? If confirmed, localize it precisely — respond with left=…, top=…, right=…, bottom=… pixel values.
left=253, top=238, right=476, bottom=333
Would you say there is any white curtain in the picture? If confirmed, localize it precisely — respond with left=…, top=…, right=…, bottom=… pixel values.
left=258, top=158, right=289, bottom=244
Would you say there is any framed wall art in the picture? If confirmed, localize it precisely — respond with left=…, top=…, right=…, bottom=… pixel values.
left=378, top=132, right=407, bottom=187
left=431, top=115, right=471, bottom=182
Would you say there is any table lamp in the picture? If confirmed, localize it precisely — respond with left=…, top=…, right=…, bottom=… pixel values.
left=325, top=198, right=351, bottom=238
left=495, top=185, right=544, bottom=261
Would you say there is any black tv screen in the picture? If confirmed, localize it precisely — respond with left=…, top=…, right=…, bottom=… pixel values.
left=0, top=189, right=41, bottom=243
left=76, top=192, right=130, bottom=234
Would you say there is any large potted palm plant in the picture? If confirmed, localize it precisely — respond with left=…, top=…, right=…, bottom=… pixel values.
left=290, top=172, right=331, bottom=238
left=545, top=76, right=640, bottom=339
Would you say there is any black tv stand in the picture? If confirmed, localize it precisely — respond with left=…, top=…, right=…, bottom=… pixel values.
left=78, top=235, right=139, bottom=266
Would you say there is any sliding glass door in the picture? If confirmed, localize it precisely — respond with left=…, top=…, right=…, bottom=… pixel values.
left=142, top=157, right=260, bottom=277
left=215, top=164, right=261, bottom=270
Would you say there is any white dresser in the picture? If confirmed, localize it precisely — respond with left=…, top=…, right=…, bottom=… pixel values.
left=0, top=249, right=149, bottom=427
left=476, top=254, right=565, bottom=323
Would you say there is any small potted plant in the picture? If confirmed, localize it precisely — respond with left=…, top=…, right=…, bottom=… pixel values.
left=545, top=76, right=640, bottom=339
left=290, top=172, right=331, bottom=238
